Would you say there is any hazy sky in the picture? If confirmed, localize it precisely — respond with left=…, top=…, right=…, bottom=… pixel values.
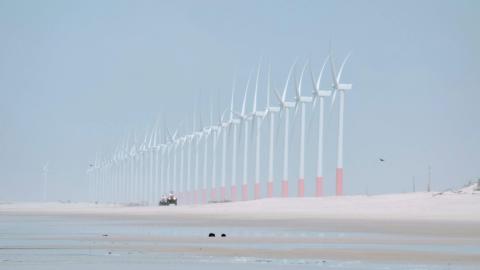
left=1, top=0, right=479, bottom=201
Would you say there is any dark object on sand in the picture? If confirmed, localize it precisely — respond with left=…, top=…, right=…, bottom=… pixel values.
left=159, top=193, right=178, bottom=206
left=208, top=233, right=215, bottom=237
left=221, top=233, right=226, bottom=237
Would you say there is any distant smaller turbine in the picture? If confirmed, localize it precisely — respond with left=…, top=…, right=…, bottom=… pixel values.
left=42, top=161, right=49, bottom=202
left=228, top=78, right=241, bottom=202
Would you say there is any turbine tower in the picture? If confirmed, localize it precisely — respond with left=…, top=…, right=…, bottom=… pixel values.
left=186, top=116, right=195, bottom=204
left=251, top=63, right=266, bottom=200
left=330, top=52, right=352, bottom=196
left=202, top=124, right=212, bottom=203
left=274, top=61, right=296, bottom=197
left=193, top=127, right=202, bottom=203
left=147, top=128, right=155, bottom=205
left=153, top=129, right=161, bottom=204
left=139, top=133, right=148, bottom=203
left=220, top=111, right=228, bottom=201
left=129, top=140, right=137, bottom=203
left=310, top=56, right=331, bottom=197
left=237, top=72, right=253, bottom=201
left=228, top=79, right=240, bottom=201
left=265, top=65, right=279, bottom=198
left=158, top=133, right=168, bottom=200
left=293, top=62, right=313, bottom=197
left=179, top=136, right=186, bottom=204
left=210, top=113, right=220, bottom=202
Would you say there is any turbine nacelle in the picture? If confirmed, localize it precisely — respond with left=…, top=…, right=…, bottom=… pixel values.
left=284, top=101, right=295, bottom=108
left=313, top=90, right=332, bottom=97
left=334, top=83, right=352, bottom=91
left=252, top=111, right=266, bottom=118
left=267, top=106, right=281, bottom=113
left=296, top=96, right=313, bottom=103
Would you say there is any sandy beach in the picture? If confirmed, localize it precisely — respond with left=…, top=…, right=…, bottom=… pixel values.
left=1, top=187, right=480, bottom=269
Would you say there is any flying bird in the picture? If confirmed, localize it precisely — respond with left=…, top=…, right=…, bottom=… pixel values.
left=379, top=158, right=385, bottom=162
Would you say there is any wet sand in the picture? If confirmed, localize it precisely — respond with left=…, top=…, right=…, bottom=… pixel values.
left=1, top=192, right=480, bottom=269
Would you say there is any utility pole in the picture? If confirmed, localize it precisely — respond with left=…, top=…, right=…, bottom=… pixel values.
left=412, top=176, right=416, bottom=193
left=427, top=165, right=431, bottom=192
left=42, top=162, right=49, bottom=202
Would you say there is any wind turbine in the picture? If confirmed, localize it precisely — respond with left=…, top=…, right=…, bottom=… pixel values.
left=210, top=117, right=220, bottom=202
left=219, top=110, right=229, bottom=201
left=42, top=161, right=49, bottom=202
left=330, top=51, right=353, bottom=196
left=118, top=139, right=127, bottom=203
left=251, top=63, right=266, bottom=199
left=274, top=61, right=297, bottom=197
left=167, top=129, right=178, bottom=196
left=265, top=65, right=280, bottom=197
left=147, top=127, right=156, bottom=205
left=129, top=136, right=138, bottom=203
left=91, top=154, right=98, bottom=202
left=99, top=158, right=106, bottom=202
left=111, top=146, right=120, bottom=203
left=179, top=135, right=186, bottom=203
left=159, top=131, right=168, bottom=200
left=201, top=121, right=212, bottom=203
left=310, top=56, right=331, bottom=197
left=139, top=133, right=148, bottom=203
left=86, top=165, right=93, bottom=202
left=293, top=61, right=313, bottom=197
left=153, top=128, right=161, bottom=204
left=186, top=131, right=194, bottom=204
left=228, top=79, right=240, bottom=201
left=236, top=71, right=254, bottom=201
left=193, top=124, right=203, bottom=203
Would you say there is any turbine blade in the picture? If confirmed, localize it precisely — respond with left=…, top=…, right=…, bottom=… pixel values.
left=310, top=64, right=318, bottom=92
left=229, top=76, right=236, bottom=121
left=298, top=60, right=308, bottom=97
left=312, top=96, right=318, bottom=108
left=329, top=48, right=339, bottom=89
left=241, top=70, right=254, bottom=116
left=317, top=55, right=330, bottom=90
left=294, top=72, right=301, bottom=100
left=282, top=59, right=298, bottom=101
left=337, top=51, right=352, bottom=82
left=273, top=88, right=284, bottom=106
left=220, top=109, right=227, bottom=123
left=266, top=64, right=271, bottom=107
left=330, top=89, right=337, bottom=110
left=233, top=111, right=243, bottom=118
left=253, top=61, right=261, bottom=113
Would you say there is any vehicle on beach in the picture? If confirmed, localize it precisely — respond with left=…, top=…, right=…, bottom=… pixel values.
left=159, top=192, right=177, bottom=206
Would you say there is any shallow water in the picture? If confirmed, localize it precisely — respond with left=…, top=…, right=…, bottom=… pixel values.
left=0, top=215, right=478, bottom=269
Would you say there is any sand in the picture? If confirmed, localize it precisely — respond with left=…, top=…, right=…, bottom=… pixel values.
left=1, top=187, right=480, bottom=269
